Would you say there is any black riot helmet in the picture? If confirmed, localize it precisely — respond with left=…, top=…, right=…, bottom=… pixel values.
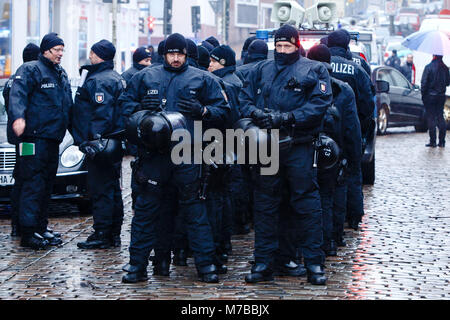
left=95, top=138, right=124, bottom=164
left=316, top=134, right=340, bottom=170
left=126, top=110, right=187, bottom=153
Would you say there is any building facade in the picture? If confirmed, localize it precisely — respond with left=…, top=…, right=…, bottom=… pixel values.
left=1, top=0, right=139, bottom=83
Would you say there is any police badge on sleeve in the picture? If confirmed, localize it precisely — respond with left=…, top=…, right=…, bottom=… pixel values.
left=319, top=81, right=327, bottom=93
left=95, top=92, right=105, bottom=103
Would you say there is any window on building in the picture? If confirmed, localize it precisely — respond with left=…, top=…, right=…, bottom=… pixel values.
left=235, top=0, right=258, bottom=28
left=149, top=0, right=164, bottom=20
left=27, top=0, right=40, bottom=45
left=0, top=0, right=12, bottom=79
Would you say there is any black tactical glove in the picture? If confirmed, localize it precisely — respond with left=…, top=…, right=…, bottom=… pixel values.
left=251, top=109, right=271, bottom=129
left=79, top=141, right=101, bottom=159
left=141, top=95, right=162, bottom=112
left=269, top=111, right=295, bottom=129
left=177, top=97, right=206, bottom=120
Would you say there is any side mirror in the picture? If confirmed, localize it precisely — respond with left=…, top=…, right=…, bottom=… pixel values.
left=376, top=80, right=389, bottom=93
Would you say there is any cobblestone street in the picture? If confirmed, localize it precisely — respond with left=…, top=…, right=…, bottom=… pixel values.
left=0, top=128, right=448, bottom=300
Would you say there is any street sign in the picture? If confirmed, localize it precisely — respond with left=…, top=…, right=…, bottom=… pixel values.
left=385, top=1, right=397, bottom=16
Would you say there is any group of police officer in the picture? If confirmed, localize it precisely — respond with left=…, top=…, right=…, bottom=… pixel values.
left=4, top=23, right=375, bottom=285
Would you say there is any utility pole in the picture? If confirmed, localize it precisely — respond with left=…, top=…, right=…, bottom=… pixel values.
left=112, top=0, right=118, bottom=49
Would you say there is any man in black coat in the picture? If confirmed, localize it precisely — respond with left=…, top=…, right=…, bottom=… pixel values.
left=8, top=33, right=73, bottom=249
left=421, top=55, right=450, bottom=147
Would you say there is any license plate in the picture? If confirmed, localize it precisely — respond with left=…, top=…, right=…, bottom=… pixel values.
left=0, top=174, right=15, bottom=186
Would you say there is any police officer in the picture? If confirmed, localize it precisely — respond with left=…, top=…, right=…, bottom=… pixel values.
left=119, top=33, right=230, bottom=283
left=308, top=44, right=362, bottom=255
left=421, top=55, right=450, bottom=148
left=3, top=43, right=41, bottom=237
left=326, top=30, right=374, bottom=231
left=240, top=24, right=332, bottom=285
left=73, top=40, right=125, bottom=249
left=8, top=33, right=72, bottom=249
left=151, top=40, right=166, bottom=66
left=197, top=45, right=211, bottom=71
left=204, top=36, right=220, bottom=49
left=122, top=47, right=152, bottom=83
left=201, top=40, right=214, bottom=53
left=236, top=36, right=256, bottom=67
left=186, top=39, right=200, bottom=68
left=235, top=39, right=268, bottom=82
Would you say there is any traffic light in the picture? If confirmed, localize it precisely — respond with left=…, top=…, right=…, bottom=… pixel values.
left=147, top=16, right=155, bottom=34
left=191, top=6, right=201, bottom=34
left=139, top=17, right=145, bottom=33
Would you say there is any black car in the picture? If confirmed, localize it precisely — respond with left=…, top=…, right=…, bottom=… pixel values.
left=0, top=83, right=91, bottom=214
left=372, top=66, right=427, bottom=135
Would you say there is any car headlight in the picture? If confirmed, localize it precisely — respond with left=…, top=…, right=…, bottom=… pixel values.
left=61, top=145, right=84, bottom=168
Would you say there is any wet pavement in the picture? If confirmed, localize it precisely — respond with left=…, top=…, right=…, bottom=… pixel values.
left=0, top=128, right=448, bottom=300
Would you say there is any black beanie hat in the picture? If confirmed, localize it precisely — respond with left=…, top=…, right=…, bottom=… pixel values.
left=91, top=39, right=116, bottom=61
left=210, top=45, right=236, bottom=67
left=157, top=40, right=166, bottom=56
left=23, top=43, right=40, bottom=63
left=40, top=33, right=64, bottom=53
left=164, top=33, right=187, bottom=55
left=205, top=36, right=220, bottom=48
left=320, top=36, right=328, bottom=46
left=307, top=44, right=331, bottom=64
left=186, top=39, right=199, bottom=61
left=274, top=24, right=299, bottom=47
left=133, top=47, right=152, bottom=63
left=201, top=40, right=214, bottom=53
left=327, top=29, right=350, bottom=49
left=198, top=45, right=210, bottom=69
left=243, top=36, right=257, bottom=52
left=248, top=39, right=268, bottom=58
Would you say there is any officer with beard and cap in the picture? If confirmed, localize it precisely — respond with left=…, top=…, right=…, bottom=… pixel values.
left=326, top=29, right=374, bottom=231
left=4, top=43, right=43, bottom=237
left=236, top=36, right=257, bottom=67
left=122, top=47, right=152, bottom=83
left=73, top=40, right=126, bottom=250
left=240, top=24, right=332, bottom=285
left=197, top=45, right=210, bottom=71
left=119, top=33, right=230, bottom=284
left=236, top=39, right=268, bottom=82
left=307, top=44, right=362, bottom=255
left=8, top=33, right=73, bottom=249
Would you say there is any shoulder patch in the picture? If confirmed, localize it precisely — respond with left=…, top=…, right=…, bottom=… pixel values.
left=319, top=80, right=327, bottom=93
left=95, top=92, right=105, bottom=103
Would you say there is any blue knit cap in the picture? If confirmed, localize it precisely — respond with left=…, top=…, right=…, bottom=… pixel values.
left=210, top=45, right=236, bottom=67
left=40, top=33, right=64, bottom=53
left=91, top=39, right=116, bottom=61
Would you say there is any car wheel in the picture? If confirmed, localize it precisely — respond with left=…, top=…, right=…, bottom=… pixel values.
left=76, top=199, right=92, bottom=215
left=377, top=106, right=388, bottom=135
left=362, top=154, right=375, bottom=185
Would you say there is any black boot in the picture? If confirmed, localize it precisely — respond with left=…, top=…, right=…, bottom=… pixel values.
left=438, top=141, right=445, bottom=148
left=274, top=261, right=306, bottom=277
left=172, top=249, right=188, bottom=266
left=306, top=264, right=327, bottom=285
left=11, top=224, right=21, bottom=237
left=348, top=218, right=360, bottom=231
left=20, top=233, right=49, bottom=250
left=41, top=231, right=63, bottom=246
left=122, top=263, right=142, bottom=273
left=245, top=263, right=274, bottom=283
left=77, top=231, right=111, bottom=249
left=122, top=270, right=148, bottom=283
left=197, top=264, right=219, bottom=283
left=45, top=228, right=61, bottom=238
left=425, top=142, right=437, bottom=147
left=153, top=259, right=170, bottom=276
left=111, top=234, right=121, bottom=247
left=336, top=235, right=346, bottom=247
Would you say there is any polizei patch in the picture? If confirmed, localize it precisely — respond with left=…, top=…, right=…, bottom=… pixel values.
left=95, top=93, right=105, bottom=103
left=319, top=81, right=327, bottom=93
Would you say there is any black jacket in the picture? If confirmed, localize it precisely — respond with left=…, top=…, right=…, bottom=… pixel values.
left=400, top=62, right=414, bottom=84
left=8, top=54, right=73, bottom=143
left=213, top=66, right=243, bottom=126
left=239, top=55, right=332, bottom=137
left=122, top=62, right=147, bottom=84
left=329, top=47, right=375, bottom=133
left=72, top=60, right=126, bottom=145
left=421, top=58, right=450, bottom=97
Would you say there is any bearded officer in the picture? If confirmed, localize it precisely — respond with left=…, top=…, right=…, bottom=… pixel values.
left=119, top=33, right=230, bottom=283
left=72, top=40, right=126, bottom=249
left=240, top=24, right=331, bottom=285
